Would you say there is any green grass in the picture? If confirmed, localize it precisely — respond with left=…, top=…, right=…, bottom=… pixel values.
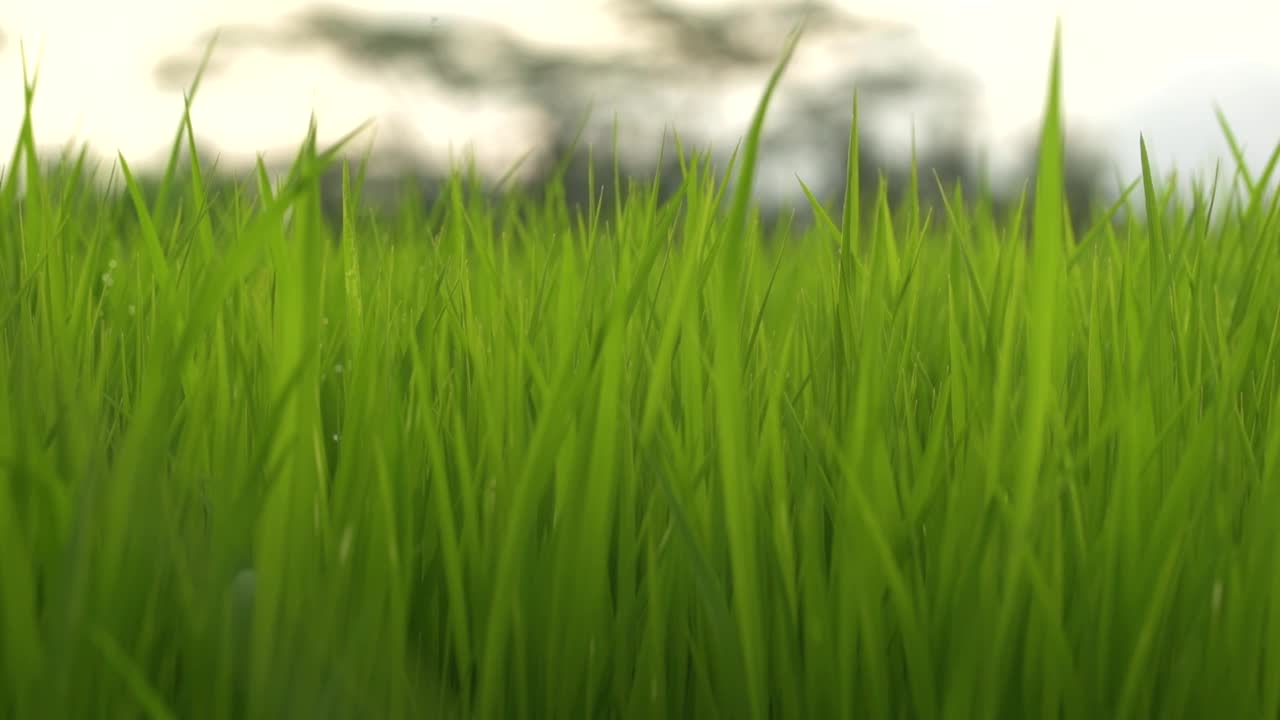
left=6, top=22, right=1280, bottom=719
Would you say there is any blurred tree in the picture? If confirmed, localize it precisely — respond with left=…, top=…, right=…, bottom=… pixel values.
left=149, top=0, right=1110, bottom=236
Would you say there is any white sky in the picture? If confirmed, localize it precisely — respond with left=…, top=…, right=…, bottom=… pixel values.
left=2, top=0, right=1279, bottom=198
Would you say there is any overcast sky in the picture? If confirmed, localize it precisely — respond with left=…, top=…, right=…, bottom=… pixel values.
left=3, top=0, right=1279, bottom=199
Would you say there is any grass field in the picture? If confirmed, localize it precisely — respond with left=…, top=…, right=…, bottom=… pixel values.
left=5, top=24, right=1280, bottom=720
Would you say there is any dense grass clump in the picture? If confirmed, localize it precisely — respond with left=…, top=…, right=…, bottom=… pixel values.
left=6, top=25, right=1280, bottom=720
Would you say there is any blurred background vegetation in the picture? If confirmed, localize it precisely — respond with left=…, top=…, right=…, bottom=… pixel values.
left=91, top=1, right=1118, bottom=236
